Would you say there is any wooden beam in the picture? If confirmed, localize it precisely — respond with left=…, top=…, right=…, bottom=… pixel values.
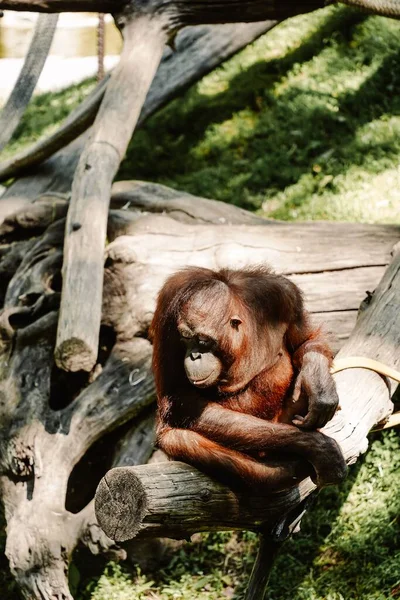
left=0, top=0, right=324, bottom=17
left=54, top=15, right=168, bottom=372
left=1, top=0, right=399, bottom=20
left=0, top=0, right=122, bottom=11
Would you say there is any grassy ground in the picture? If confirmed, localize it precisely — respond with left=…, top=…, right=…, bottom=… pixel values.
left=1, top=4, right=400, bottom=600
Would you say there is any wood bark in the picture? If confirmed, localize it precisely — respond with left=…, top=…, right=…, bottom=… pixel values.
left=0, top=0, right=399, bottom=20
left=0, top=0, right=324, bottom=17
left=94, top=245, right=400, bottom=541
left=54, top=13, right=170, bottom=372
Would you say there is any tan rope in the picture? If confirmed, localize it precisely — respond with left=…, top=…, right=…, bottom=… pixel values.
left=331, top=356, right=400, bottom=431
left=97, top=13, right=105, bottom=82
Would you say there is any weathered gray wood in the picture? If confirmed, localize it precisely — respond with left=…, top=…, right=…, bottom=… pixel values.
left=77, top=411, right=157, bottom=560
left=313, top=310, right=358, bottom=353
left=0, top=322, right=155, bottom=600
left=1, top=183, right=392, bottom=353
left=291, top=266, right=384, bottom=313
left=95, top=461, right=299, bottom=542
left=99, top=213, right=397, bottom=341
left=0, top=14, right=58, bottom=152
left=110, top=180, right=265, bottom=225
left=55, top=15, right=168, bottom=372
left=0, top=0, right=323, bottom=17
left=0, top=0, right=398, bottom=20
left=103, top=217, right=398, bottom=274
left=341, top=0, right=400, bottom=18
left=112, top=411, right=156, bottom=469
left=95, top=249, right=399, bottom=546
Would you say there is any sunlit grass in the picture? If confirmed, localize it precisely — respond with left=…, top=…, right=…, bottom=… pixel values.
left=0, top=79, right=97, bottom=161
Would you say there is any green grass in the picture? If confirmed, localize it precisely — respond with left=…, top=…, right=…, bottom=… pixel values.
left=1, top=4, right=400, bottom=599
left=4, top=6, right=400, bottom=222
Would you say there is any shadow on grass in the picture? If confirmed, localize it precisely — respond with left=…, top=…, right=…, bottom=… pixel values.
left=118, top=8, right=400, bottom=211
left=258, top=430, right=400, bottom=600
left=233, top=461, right=364, bottom=599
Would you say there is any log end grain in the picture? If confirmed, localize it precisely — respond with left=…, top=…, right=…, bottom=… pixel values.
left=95, top=467, right=148, bottom=542
left=54, top=337, right=97, bottom=372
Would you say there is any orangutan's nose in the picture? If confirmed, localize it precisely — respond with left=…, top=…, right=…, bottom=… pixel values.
left=190, top=352, right=201, bottom=361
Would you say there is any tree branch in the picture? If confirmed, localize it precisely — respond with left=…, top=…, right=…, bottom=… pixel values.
left=54, top=13, right=169, bottom=372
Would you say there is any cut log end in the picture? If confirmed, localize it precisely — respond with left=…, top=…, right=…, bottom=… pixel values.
left=95, top=467, right=148, bottom=542
left=54, top=337, right=97, bottom=372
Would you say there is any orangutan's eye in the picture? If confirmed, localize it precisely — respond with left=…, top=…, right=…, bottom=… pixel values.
left=198, top=338, right=210, bottom=349
left=179, top=329, right=192, bottom=344
left=230, top=316, right=242, bottom=330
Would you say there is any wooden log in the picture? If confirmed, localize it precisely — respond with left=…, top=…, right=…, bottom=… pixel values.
left=104, top=218, right=399, bottom=274
left=1, top=183, right=396, bottom=353
left=100, top=212, right=398, bottom=342
left=0, top=0, right=324, bottom=17
left=95, top=461, right=298, bottom=542
left=0, top=0, right=399, bottom=20
left=54, top=14, right=169, bottom=372
left=95, top=247, right=400, bottom=543
left=340, top=0, right=400, bottom=18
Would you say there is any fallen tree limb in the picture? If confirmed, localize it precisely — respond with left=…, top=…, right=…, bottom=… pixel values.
left=0, top=0, right=323, bottom=17
left=54, top=11, right=170, bottom=373
left=1, top=0, right=400, bottom=20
